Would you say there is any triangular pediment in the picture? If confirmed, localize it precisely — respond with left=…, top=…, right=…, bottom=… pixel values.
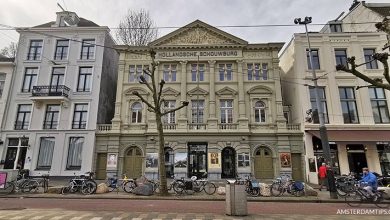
left=187, top=87, right=209, bottom=97
left=162, top=87, right=180, bottom=97
left=216, top=86, right=238, bottom=96
left=247, top=86, right=273, bottom=95
left=124, top=87, right=149, bottom=96
left=150, top=20, right=248, bottom=47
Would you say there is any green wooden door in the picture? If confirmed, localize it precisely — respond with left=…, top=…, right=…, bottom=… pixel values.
left=124, top=147, right=143, bottom=178
left=96, top=153, right=107, bottom=180
left=254, top=147, right=273, bottom=179
left=292, top=153, right=303, bottom=181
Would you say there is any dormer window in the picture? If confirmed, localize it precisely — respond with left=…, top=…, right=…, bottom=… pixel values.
left=330, top=23, right=342, bottom=33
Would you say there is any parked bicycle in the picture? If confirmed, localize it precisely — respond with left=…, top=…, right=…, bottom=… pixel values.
left=106, top=173, right=134, bottom=193
left=237, top=174, right=261, bottom=197
left=0, top=171, right=49, bottom=195
left=345, top=182, right=389, bottom=208
left=174, top=173, right=217, bottom=195
left=335, top=173, right=357, bottom=197
left=61, top=172, right=97, bottom=195
left=270, top=175, right=304, bottom=197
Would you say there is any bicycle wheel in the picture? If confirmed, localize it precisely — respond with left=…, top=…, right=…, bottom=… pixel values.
left=250, top=188, right=261, bottom=197
left=270, top=183, right=282, bottom=197
left=22, top=180, right=39, bottom=193
left=204, top=182, right=216, bottom=195
left=173, top=180, right=185, bottom=194
left=106, top=180, right=116, bottom=192
left=68, top=181, right=79, bottom=193
left=345, top=191, right=363, bottom=207
left=375, top=191, right=389, bottom=208
left=336, top=186, right=347, bottom=197
left=123, top=181, right=136, bottom=193
left=61, top=186, right=70, bottom=195
left=0, top=182, right=15, bottom=195
left=81, top=181, right=96, bottom=195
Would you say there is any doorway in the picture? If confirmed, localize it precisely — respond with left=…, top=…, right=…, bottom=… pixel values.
left=254, top=146, right=273, bottom=179
left=188, top=143, right=207, bottom=179
left=95, top=153, right=107, bottom=180
left=124, top=147, right=143, bottom=178
left=221, top=147, right=236, bottom=178
left=4, top=138, right=28, bottom=170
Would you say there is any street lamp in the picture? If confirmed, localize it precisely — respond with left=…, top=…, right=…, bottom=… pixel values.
left=294, top=16, right=338, bottom=199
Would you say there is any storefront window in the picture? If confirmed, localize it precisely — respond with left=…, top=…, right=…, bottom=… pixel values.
left=378, top=144, right=390, bottom=176
left=312, top=136, right=340, bottom=175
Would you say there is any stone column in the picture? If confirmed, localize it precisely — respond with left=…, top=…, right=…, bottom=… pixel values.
left=178, top=61, right=188, bottom=130
left=236, top=60, right=249, bottom=130
left=273, top=53, right=287, bottom=130
left=207, top=60, right=218, bottom=130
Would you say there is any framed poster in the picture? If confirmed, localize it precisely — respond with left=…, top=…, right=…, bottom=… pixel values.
left=146, top=153, right=158, bottom=168
left=208, top=153, right=221, bottom=169
left=107, top=153, right=118, bottom=168
left=0, top=172, right=7, bottom=189
left=280, top=153, right=291, bottom=168
left=174, top=153, right=187, bottom=168
left=308, top=157, right=316, bottom=172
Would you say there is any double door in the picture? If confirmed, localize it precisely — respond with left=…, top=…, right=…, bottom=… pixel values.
left=188, top=143, right=207, bottom=179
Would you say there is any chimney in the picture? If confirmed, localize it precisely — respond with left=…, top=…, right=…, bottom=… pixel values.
left=53, top=11, right=80, bottom=27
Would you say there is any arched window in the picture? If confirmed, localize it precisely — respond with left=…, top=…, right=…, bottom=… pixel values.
left=254, top=101, right=266, bottom=123
left=131, top=102, right=142, bottom=123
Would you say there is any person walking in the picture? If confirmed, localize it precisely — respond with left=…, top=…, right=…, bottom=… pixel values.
left=318, top=163, right=328, bottom=191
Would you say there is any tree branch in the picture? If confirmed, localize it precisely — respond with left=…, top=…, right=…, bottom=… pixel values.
left=132, top=91, right=156, bottom=112
left=157, top=79, right=165, bottom=105
left=161, top=102, right=189, bottom=116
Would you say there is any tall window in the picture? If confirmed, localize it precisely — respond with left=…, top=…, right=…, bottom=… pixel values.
left=335, top=49, right=348, bottom=67
left=163, top=64, right=177, bottom=82
left=80, top=39, right=95, bottom=60
left=219, top=64, right=233, bottom=81
left=191, top=64, right=205, bottom=82
left=162, top=101, right=175, bottom=124
left=220, top=100, right=233, bottom=123
left=254, top=101, right=266, bottom=123
left=0, top=73, right=6, bottom=98
left=22, top=67, right=38, bottom=92
left=247, top=63, right=267, bottom=80
left=66, top=137, right=84, bottom=170
left=50, top=67, right=65, bottom=94
left=191, top=100, right=204, bottom=123
left=15, top=104, right=32, bottom=130
left=369, top=88, right=390, bottom=124
left=131, top=102, right=142, bottom=123
left=339, top=87, right=359, bottom=124
left=27, top=40, right=43, bottom=60
left=72, top=104, right=88, bottom=129
left=364, top=48, right=378, bottom=69
left=309, top=87, right=329, bottom=123
left=129, top=65, right=149, bottom=82
left=54, top=40, right=69, bottom=60
left=43, top=105, right=60, bottom=129
left=306, top=49, right=320, bottom=70
left=77, top=67, right=92, bottom=92
left=37, top=137, right=55, bottom=170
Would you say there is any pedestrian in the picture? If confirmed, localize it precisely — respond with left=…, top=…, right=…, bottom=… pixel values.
left=318, top=162, right=328, bottom=191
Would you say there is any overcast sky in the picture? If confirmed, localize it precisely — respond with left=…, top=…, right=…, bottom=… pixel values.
left=0, top=0, right=389, bottom=49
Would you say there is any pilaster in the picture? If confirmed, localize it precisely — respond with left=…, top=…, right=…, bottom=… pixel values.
left=178, top=61, right=188, bottom=130
left=207, top=60, right=218, bottom=130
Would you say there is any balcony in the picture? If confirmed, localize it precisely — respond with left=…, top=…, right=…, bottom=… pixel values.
left=97, top=124, right=112, bottom=132
left=163, top=123, right=177, bottom=130
left=218, top=123, right=238, bottom=130
left=287, top=124, right=301, bottom=131
left=30, top=85, right=70, bottom=106
left=188, top=123, right=207, bottom=130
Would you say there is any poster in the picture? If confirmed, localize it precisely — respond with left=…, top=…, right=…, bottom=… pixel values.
left=280, top=153, right=291, bottom=168
left=0, top=172, right=7, bottom=189
left=208, top=153, right=221, bottom=169
left=308, top=157, right=316, bottom=172
left=174, top=153, right=187, bottom=168
left=146, top=153, right=158, bottom=168
left=106, top=153, right=118, bottom=168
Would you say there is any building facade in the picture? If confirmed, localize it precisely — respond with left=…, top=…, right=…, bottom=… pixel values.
left=96, top=20, right=303, bottom=180
left=0, top=55, right=14, bottom=132
left=0, top=11, right=118, bottom=176
left=280, top=1, right=390, bottom=184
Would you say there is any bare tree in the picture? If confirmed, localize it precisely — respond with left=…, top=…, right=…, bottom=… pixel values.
left=0, top=42, right=17, bottom=58
left=336, top=18, right=390, bottom=90
left=116, top=9, right=158, bottom=46
left=132, top=50, right=188, bottom=195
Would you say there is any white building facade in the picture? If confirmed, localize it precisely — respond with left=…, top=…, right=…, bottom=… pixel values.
left=280, top=1, right=390, bottom=183
left=0, top=55, right=14, bottom=148
left=95, top=20, right=303, bottom=181
left=0, top=11, right=118, bottom=176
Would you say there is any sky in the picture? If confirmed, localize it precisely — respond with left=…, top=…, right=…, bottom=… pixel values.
left=0, top=0, right=389, bottom=49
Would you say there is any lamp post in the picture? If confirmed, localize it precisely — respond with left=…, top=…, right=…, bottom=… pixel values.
left=294, top=17, right=338, bottom=199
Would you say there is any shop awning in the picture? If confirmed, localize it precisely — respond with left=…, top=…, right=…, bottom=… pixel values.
left=307, top=130, right=390, bottom=142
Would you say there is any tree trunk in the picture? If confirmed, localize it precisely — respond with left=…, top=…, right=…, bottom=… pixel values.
left=156, top=112, right=168, bottom=195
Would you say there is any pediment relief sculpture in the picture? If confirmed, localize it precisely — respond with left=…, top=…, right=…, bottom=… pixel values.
left=187, top=87, right=209, bottom=97
left=160, top=27, right=237, bottom=45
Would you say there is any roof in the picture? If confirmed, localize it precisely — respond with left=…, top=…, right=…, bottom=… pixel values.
left=0, top=54, right=14, bottom=62
left=33, top=17, right=99, bottom=28
left=366, top=5, right=390, bottom=17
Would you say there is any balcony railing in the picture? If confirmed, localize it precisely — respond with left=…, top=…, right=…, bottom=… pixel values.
left=188, top=123, right=207, bottom=130
left=287, top=124, right=301, bottom=130
left=32, top=85, right=70, bottom=98
left=218, top=123, right=238, bottom=130
left=97, top=124, right=112, bottom=132
left=163, top=123, right=177, bottom=130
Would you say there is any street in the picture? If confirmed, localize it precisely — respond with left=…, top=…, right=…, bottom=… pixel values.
left=0, top=198, right=389, bottom=219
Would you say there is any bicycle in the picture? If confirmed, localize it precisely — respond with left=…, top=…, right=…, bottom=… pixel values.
left=270, top=175, right=304, bottom=197
left=335, top=174, right=357, bottom=197
left=236, top=174, right=261, bottom=197
left=61, top=172, right=97, bottom=195
left=106, top=174, right=133, bottom=193
left=174, top=173, right=217, bottom=195
left=345, top=182, right=389, bottom=208
left=0, top=171, right=46, bottom=195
